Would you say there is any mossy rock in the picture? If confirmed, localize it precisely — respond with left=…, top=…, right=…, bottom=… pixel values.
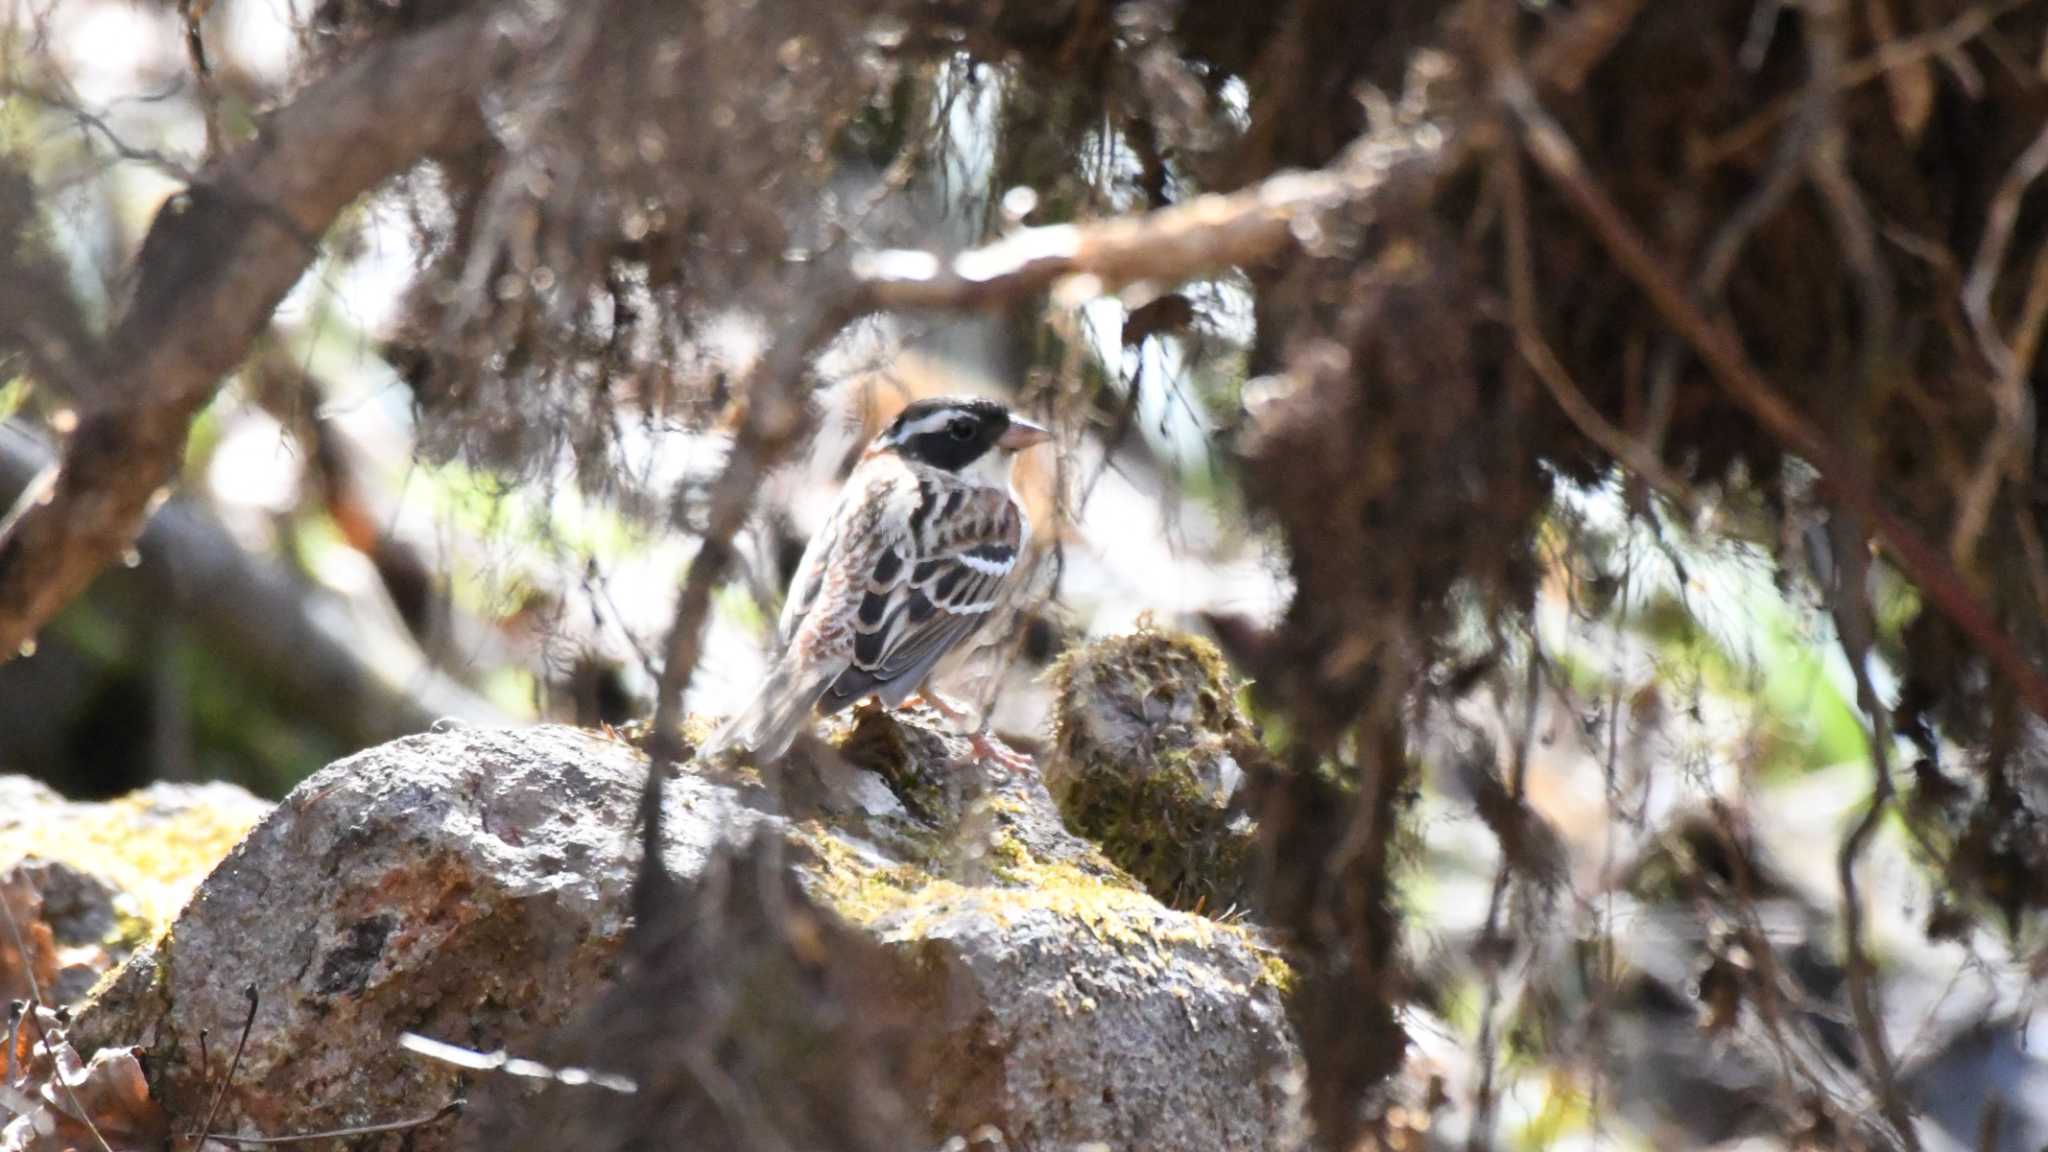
left=1047, top=627, right=1268, bottom=914
left=0, top=777, right=271, bottom=1003
left=68, top=723, right=1300, bottom=1152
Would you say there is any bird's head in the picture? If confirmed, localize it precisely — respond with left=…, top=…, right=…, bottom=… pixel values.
left=872, top=396, right=1049, bottom=472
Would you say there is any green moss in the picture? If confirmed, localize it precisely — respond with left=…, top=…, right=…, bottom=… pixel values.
left=1054, top=763, right=1254, bottom=912
left=1046, top=626, right=1264, bottom=913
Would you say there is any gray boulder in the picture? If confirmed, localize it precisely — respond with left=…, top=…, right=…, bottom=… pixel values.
left=71, top=715, right=1300, bottom=1151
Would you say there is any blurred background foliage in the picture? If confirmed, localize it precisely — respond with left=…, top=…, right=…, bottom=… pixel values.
left=6, top=0, right=2048, bottom=1147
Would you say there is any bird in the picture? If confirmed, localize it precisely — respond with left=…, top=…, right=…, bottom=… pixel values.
left=706, top=395, right=1050, bottom=762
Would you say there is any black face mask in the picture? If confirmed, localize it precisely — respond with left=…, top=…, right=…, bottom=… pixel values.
left=882, top=400, right=1011, bottom=472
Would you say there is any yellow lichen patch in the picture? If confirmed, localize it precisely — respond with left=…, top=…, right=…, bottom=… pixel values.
left=1251, top=944, right=1297, bottom=997
left=794, top=809, right=1289, bottom=1000
left=0, top=791, right=266, bottom=930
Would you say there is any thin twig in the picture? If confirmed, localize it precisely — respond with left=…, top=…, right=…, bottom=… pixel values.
left=1648, top=0, right=1860, bottom=462
left=400, top=1032, right=637, bottom=1093
left=635, top=288, right=858, bottom=922
left=1526, top=0, right=1647, bottom=92
left=0, top=882, right=115, bottom=1152
left=1464, top=628, right=1544, bottom=1152
left=1824, top=511, right=1918, bottom=1150
left=1953, top=118, right=2048, bottom=568
left=195, top=985, right=258, bottom=1149
left=1502, top=71, right=2048, bottom=723
left=176, top=0, right=225, bottom=161
left=1695, top=0, right=2046, bottom=168
left=1513, top=310, right=1694, bottom=512
left=204, top=1100, right=465, bottom=1146
left=1, top=81, right=199, bottom=182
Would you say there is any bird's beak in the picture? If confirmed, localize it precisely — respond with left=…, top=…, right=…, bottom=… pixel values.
left=999, top=417, right=1051, bottom=451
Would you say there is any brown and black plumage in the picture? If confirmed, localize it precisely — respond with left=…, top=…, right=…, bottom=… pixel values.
left=707, top=396, right=1049, bottom=760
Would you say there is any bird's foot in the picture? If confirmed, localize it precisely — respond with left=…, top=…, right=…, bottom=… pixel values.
left=904, top=690, right=971, bottom=723
left=968, top=728, right=1034, bottom=773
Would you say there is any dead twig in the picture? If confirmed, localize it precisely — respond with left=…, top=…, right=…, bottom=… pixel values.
left=1695, top=0, right=2045, bottom=168
left=400, top=1032, right=636, bottom=1093
left=1823, top=512, right=1920, bottom=1151
left=1953, top=118, right=2048, bottom=569
left=194, top=986, right=258, bottom=1149
left=1526, top=0, right=1647, bottom=92
left=851, top=130, right=1442, bottom=312
left=0, top=888, right=114, bottom=1152
left=176, top=0, right=225, bottom=161
left=201, top=1100, right=465, bottom=1147
left=1501, top=71, right=2048, bottom=724
left=635, top=288, right=857, bottom=920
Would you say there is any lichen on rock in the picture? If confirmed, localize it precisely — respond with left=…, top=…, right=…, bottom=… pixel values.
left=60, top=715, right=1300, bottom=1152
left=1046, top=626, right=1268, bottom=914
left=0, top=778, right=271, bottom=1006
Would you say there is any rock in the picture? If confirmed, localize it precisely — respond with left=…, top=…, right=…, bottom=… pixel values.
left=71, top=717, right=1300, bottom=1152
left=812, top=709, right=1298, bottom=1151
left=0, top=777, right=272, bottom=1006
left=460, top=829, right=925, bottom=1152
left=1046, top=627, right=1265, bottom=913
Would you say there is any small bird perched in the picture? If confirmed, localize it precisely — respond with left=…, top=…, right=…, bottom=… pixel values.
left=707, top=395, right=1050, bottom=761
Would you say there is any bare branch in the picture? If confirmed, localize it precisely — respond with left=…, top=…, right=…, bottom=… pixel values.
left=636, top=287, right=855, bottom=919
left=1953, top=118, right=2048, bottom=569
left=176, top=0, right=225, bottom=161
left=851, top=131, right=1442, bottom=312
left=0, top=5, right=503, bottom=661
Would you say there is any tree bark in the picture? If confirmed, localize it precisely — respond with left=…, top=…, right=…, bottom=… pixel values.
left=0, top=4, right=503, bottom=661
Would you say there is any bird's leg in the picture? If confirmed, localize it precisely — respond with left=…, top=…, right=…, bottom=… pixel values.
left=903, top=688, right=1032, bottom=770
left=969, top=728, right=1035, bottom=773
left=903, top=689, right=971, bottom=724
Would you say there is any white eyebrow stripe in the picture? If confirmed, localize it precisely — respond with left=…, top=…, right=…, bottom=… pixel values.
left=893, top=410, right=959, bottom=441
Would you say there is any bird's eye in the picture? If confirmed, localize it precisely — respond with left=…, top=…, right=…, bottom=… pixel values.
left=947, top=419, right=976, bottom=441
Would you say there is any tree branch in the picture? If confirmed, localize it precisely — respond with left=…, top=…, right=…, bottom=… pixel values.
left=0, top=421, right=505, bottom=746
left=850, top=131, right=1443, bottom=311
left=0, top=5, right=503, bottom=660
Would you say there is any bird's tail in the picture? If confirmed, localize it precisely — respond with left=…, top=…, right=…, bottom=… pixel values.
left=701, top=658, right=833, bottom=762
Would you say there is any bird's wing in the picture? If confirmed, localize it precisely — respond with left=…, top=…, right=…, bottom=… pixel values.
left=776, top=503, right=840, bottom=648
left=820, top=479, right=1023, bottom=711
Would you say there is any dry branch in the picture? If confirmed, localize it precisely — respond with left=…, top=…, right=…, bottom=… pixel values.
left=850, top=132, right=1443, bottom=311
left=0, top=5, right=504, bottom=661
left=1502, top=72, right=2048, bottom=724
